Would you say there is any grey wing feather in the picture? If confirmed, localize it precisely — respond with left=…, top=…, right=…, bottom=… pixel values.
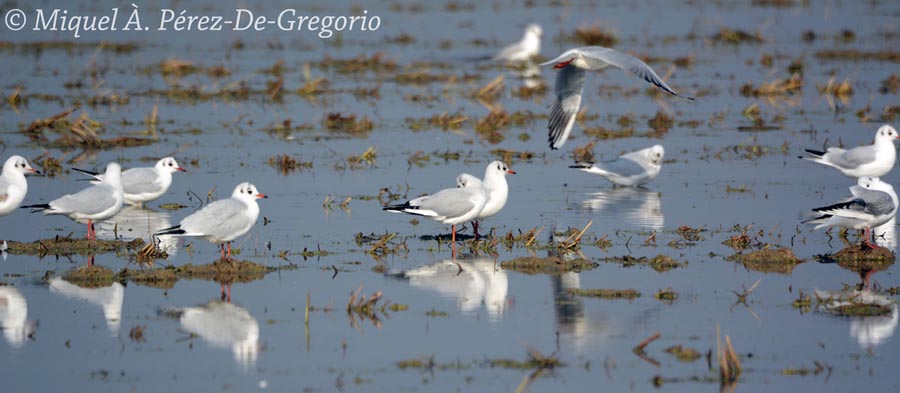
left=596, top=157, right=648, bottom=177
left=50, top=185, right=116, bottom=214
left=181, top=199, right=248, bottom=235
left=548, top=65, right=586, bottom=149
left=828, top=146, right=876, bottom=169
left=583, top=47, right=693, bottom=100
left=121, top=168, right=163, bottom=194
left=417, top=188, right=476, bottom=219
left=850, top=186, right=895, bottom=215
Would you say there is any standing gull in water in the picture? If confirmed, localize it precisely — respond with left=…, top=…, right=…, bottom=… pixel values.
left=570, top=145, right=664, bottom=187
left=492, top=23, right=542, bottom=62
left=455, top=160, right=515, bottom=238
left=155, top=182, right=266, bottom=259
left=23, top=162, right=123, bottom=240
left=805, top=177, right=898, bottom=248
left=802, top=125, right=900, bottom=178
left=0, top=155, right=41, bottom=216
left=74, top=157, right=186, bottom=207
left=541, top=46, right=693, bottom=149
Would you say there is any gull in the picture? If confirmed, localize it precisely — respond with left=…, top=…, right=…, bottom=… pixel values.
left=805, top=176, right=898, bottom=248
left=541, top=46, right=693, bottom=149
left=492, top=23, right=542, bottom=62
left=155, top=182, right=266, bottom=259
left=802, top=125, right=900, bottom=178
left=176, top=301, right=260, bottom=371
left=455, top=160, right=516, bottom=238
left=74, top=157, right=186, bottom=207
left=384, top=176, right=487, bottom=247
left=23, top=162, right=123, bottom=240
left=0, top=155, right=41, bottom=216
left=569, top=144, right=665, bottom=187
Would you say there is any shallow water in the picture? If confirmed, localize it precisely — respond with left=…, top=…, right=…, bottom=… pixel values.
left=2, top=0, right=900, bottom=391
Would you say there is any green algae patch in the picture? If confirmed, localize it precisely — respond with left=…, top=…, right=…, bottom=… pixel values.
left=120, top=259, right=290, bottom=288
left=118, top=267, right=178, bottom=289
left=7, top=237, right=144, bottom=256
left=62, top=265, right=116, bottom=288
left=602, top=254, right=685, bottom=272
left=500, top=256, right=598, bottom=275
left=567, top=288, right=641, bottom=300
left=727, top=248, right=801, bottom=274
left=665, top=345, right=701, bottom=362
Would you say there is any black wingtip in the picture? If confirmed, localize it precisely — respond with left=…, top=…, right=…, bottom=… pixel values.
left=383, top=201, right=414, bottom=212
left=72, top=167, right=100, bottom=177
left=154, top=225, right=185, bottom=236
left=20, top=204, right=50, bottom=211
left=812, top=200, right=860, bottom=213
left=804, top=149, right=826, bottom=157
left=569, top=163, right=593, bottom=169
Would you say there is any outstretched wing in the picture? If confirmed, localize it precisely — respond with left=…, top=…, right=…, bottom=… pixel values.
left=548, top=65, right=586, bottom=150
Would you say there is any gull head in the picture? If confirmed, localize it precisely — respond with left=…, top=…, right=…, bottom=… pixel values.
left=526, top=23, right=543, bottom=38
left=456, top=173, right=480, bottom=188
left=3, top=155, right=40, bottom=177
left=876, top=124, right=899, bottom=142
left=103, top=162, right=122, bottom=183
left=233, top=182, right=267, bottom=201
left=647, top=145, right=666, bottom=165
left=486, top=160, right=516, bottom=178
left=157, top=157, right=187, bottom=173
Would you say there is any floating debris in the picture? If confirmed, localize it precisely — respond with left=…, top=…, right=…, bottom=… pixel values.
left=602, top=254, right=686, bottom=272
left=266, top=154, right=313, bottom=175
left=815, top=49, right=900, bottom=62
left=711, top=28, right=764, bottom=45
left=571, top=24, right=619, bottom=47
left=665, top=345, right=701, bottom=362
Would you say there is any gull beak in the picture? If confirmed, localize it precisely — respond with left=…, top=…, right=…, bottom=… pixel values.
left=176, top=167, right=187, bottom=172
left=27, top=168, right=42, bottom=176
left=507, top=170, right=517, bottom=175
left=257, top=193, right=268, bottom=199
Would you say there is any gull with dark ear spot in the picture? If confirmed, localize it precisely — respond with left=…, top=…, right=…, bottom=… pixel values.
left=541, top=46, right=694, bottom=150
left=455, top=160, right=516, bottom=239
left=73, top=156, right=187, bottom=207
left=0, top=155, right=41, bottom=216
left=570, top=145, right=665, bottom=187
left=804, top=176, right=898, bottom=249
left=802, top=125, right=900, bottom=179
left=22, top=162, right=123, bottom=240
left=155, top=182, right=267, bottom=260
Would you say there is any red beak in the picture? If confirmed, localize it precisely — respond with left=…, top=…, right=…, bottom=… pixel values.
left=27, top=168, right=41, bottom=175
left=176, top=167, right=187, bottom=172
left=256, top=193, right=268, bottom=199
left=507, top=170, right=517, bottom=175
left=554, top=59, right=573, bottom=69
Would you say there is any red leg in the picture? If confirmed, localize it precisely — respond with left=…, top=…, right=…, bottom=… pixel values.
left=227, top=242, right=232, bottom=259
left=451, top=224, right=457, bottom=259
left=86, top=219, right=93, bottom=240
left=220, top=244, right=225, bottom=259
left=87, top=255, right=94, bottom=267
left=473, top=221, right=480, bottom=240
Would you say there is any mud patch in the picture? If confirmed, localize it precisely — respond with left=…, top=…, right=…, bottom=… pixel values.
left=602, top=254, right=686, bottom=272
left=727, top=248, right=802, bottom=274
left=119, top=259, right=294, bottom=288
left=61, top=265, right=116, bottom=288
left=500, top=256, right=598, bottom=275
left=7, top=237, right=144, bottom=256
left=567, top=288, right=641, bottom=300
left=828, top=245, right=895, bottom=272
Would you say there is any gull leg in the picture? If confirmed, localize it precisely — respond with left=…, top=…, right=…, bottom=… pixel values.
left=87, top=255, right=94, bottom=267
left=220, top=244, right=225, bottom=260
left=227, top=242, right=232, bottom=259
left=451, top=224, right=457, bottom=259
left=473, top=221, right=480, bottom=240
left=86, top=219, right=93, bottom=240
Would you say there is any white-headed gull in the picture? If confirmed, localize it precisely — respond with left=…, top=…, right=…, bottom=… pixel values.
left=74, top=157, right=186, bottom=207
left=177, top=301, right=260, bottom=371
left=803, top=125, right=900, bottom=178
left=570, top=144, right=665, bottom=187
left=541, top=46, right=693, bottom=149
left=455, top=160, right=516, bottom=238
left=384, top=176, right=487, bottom=244
left=0, top=155, right=41, bottom=216
left=23, top=162, right=124, bottom=240
left=492, top=23, right=542, bottom=62
left=155, top=182, right=266, bottom=259
left=805, top=176, right=898, bottom=248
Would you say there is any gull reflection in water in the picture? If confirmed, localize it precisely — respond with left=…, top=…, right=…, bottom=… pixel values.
left=874, top=217, right=897, bottom=252
left=49, top=277, right=124, bottom=334
left=95, top=206, right=178, bottom=257
left=579, top=188, right=664, bottom=230
left=178, top=300, right=260, bottom=371
left=0, top=287, right=36, bottom=348
left=389, top=256, right=508, bottom=322
left=815, top=288, right=898, bottom=349
left=516, top=62, right=543, bottom=89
